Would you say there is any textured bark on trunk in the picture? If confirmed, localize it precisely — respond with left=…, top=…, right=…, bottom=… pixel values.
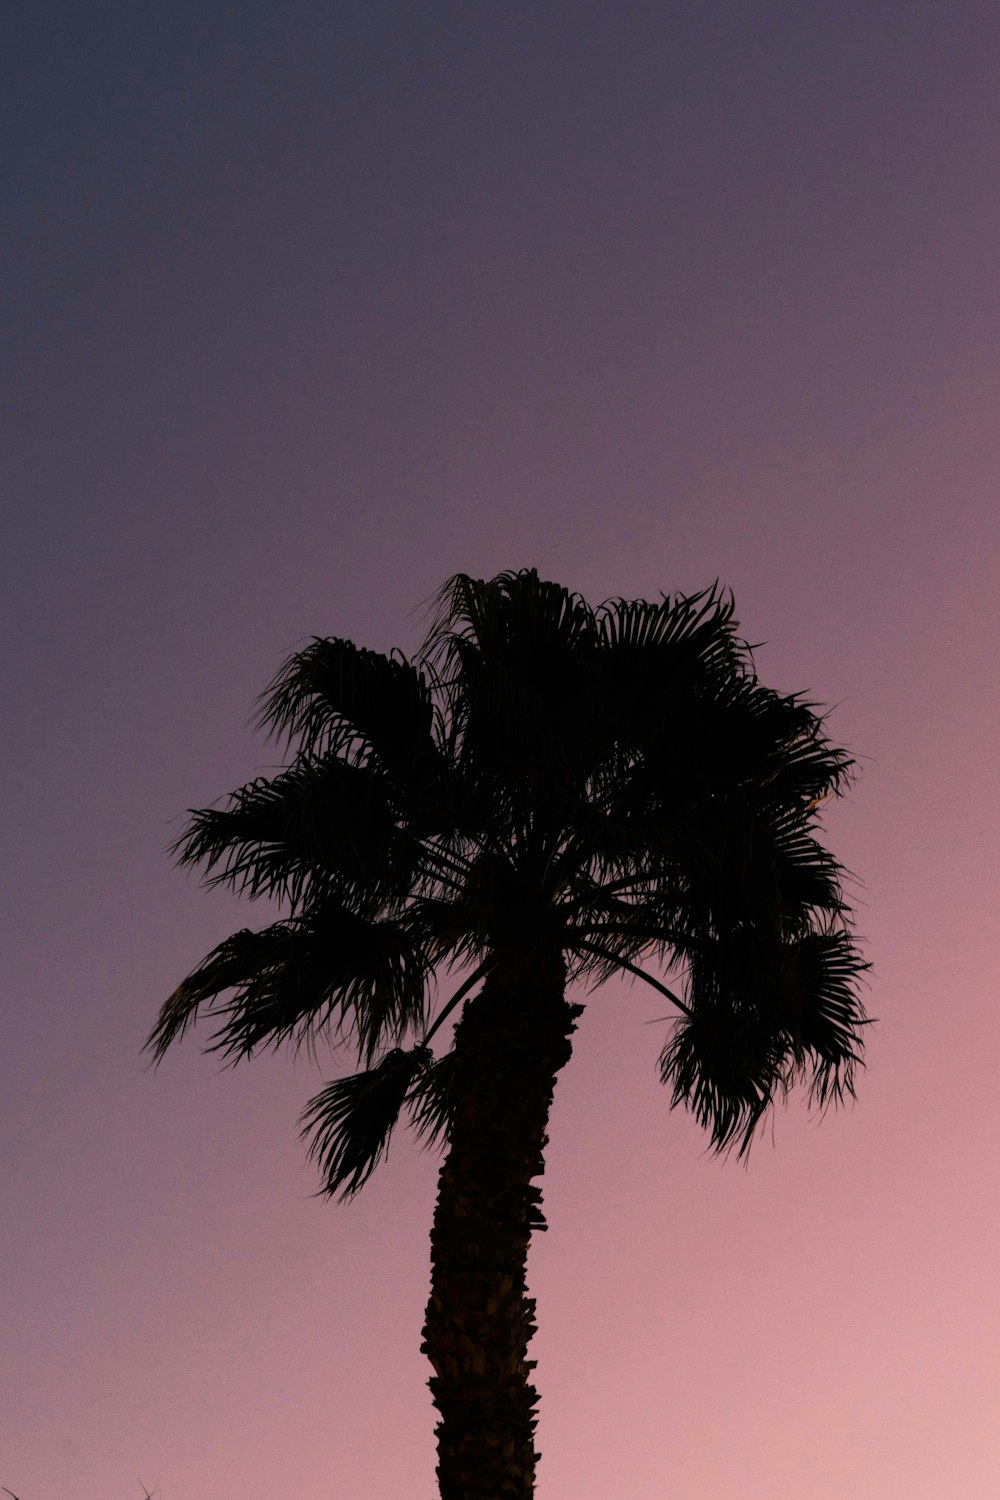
left=421, top=950, right=580, bottom=1500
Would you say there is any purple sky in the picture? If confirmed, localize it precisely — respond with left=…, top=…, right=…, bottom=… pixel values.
left=3, top=4, right=998, bottom=1496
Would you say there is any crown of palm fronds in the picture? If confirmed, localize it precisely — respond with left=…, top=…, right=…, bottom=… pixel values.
left=149, top=569, right=869, bottom=1188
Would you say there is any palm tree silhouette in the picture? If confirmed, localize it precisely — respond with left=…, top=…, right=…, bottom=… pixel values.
left=148, top=569, right=868, bottom=1499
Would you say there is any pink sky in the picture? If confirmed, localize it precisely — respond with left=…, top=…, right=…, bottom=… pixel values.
left=3, top=5, right=998, bottom=1497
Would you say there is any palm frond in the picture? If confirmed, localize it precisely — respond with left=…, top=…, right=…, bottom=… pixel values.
left=574, top=937, right=692, bottom=1017
left=658, top=919, right=869, bottom=1154
left=146, top=905, right=432, bottom=1066
left=171, top=753, right=418, bottom=910
left=793, top=926, right=871, bottom=1104
left=591, top=585, right=741, bottom=736
left=599, top=586, right=742, bottom=691
left=255, top=637, right=451, bottom=810
left=659, top=1009, right=786, bottom=1155
left=419, top=570, right=604, bottom=795
left=406, top=1047, right=457, bottom=1149
left=422, top=569, right=596, bottom=670
left=301, top=1047, right=432, bottom=1198
left=653, top=803, right=847, bottom=943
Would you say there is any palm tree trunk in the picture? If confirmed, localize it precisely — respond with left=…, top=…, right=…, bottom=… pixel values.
left=421, top=950, right=581, bottom=1500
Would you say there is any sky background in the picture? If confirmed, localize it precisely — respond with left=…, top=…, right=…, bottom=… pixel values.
left=3, top=3, right=998, bottom=1496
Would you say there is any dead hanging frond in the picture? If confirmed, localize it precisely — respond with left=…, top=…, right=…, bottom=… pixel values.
left=300, top=1047, right=433, bottom=1199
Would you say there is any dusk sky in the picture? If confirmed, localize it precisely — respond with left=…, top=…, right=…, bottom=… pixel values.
left=3, top=4, right=998, bottom=1497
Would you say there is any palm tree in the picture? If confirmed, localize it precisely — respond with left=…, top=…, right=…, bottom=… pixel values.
left=148, top=568, right=868, bottom=1500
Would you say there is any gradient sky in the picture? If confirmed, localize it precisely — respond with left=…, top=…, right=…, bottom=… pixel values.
left=3, top=4, right=998, bottom=1497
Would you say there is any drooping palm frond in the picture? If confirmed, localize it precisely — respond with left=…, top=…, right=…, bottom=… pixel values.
left=406, top=1047, right=458, bottom=1149
left=300, top=1047, right=433, bottom=1198
left=658, top=1009, right=786, bottom=1155
left=646, top=801, right=846, bottom=947
left=659, top=916, right=869, bottom=1154
left=791, top=925, right=871, bottom=1104
left=146, top=902, right=432, bottom=1066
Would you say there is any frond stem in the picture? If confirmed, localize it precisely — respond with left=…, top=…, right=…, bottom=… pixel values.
left=417, top=835, right=479, bottom=888
left=576, top=939, right=694, bottom=1020
left=572, top=921, right=687, bottom=946
left=421, top=959, right=493, bottom=1049
left=562, top=873, right=660, bottom=916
